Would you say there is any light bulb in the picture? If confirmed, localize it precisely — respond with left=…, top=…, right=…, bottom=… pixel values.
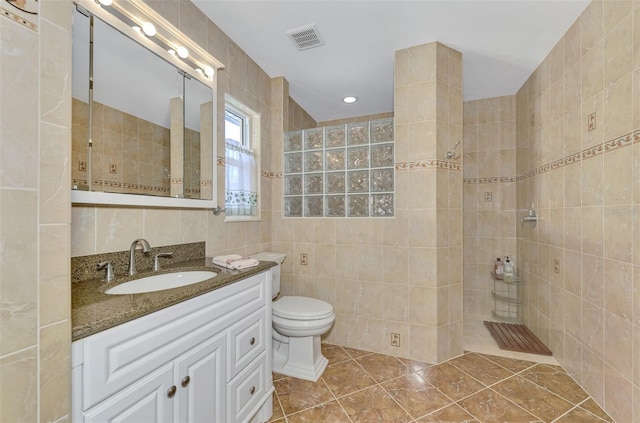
left=141, top=22, right=156, bottom=36
left=97, top=0, right=113, bottom=6
left=168, top=49, right=176, bottom=56
left=204, top=66, right=214, bottom=78
left=176, top=46, right=189, bottom=58
left=132, top=25, right=141, bottom=33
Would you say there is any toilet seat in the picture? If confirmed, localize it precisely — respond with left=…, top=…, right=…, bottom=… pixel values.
left=273, top=296, right=334, bottom=320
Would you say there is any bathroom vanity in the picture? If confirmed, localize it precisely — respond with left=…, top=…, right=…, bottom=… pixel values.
left=71, top=263, right=275, bottom=423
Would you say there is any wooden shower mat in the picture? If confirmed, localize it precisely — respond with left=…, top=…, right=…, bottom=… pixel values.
left=484, top=321, right=552, bottom=356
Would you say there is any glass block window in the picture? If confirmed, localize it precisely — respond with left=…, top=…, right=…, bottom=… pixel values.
left=283, top=118, right=394, bottom=217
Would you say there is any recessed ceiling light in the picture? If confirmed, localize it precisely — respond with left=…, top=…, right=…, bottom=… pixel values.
left=141, top=22, right=156, bottom=36
left=204, top=66, right=215, bottom=78
left=97, top=0, right=113, bottom=6
left=342, top=96, right=358, bottom=104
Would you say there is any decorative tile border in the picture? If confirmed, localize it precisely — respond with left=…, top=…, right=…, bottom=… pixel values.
left=463, top=176, right=518, bottom=184
left=395, top=159, right=462, bottom=171
left=72, top=178, right=170, bottom=193
left=464, top=129, right=639, bottom=184
left=262, top=170, right=282, bottom=179
left=1, top=0, right=38, bottom=32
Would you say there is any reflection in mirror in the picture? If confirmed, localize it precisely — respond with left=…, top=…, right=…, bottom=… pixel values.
left=71, top=6, right=214, bottom=201
left=184, top=76, right=213, bottom=199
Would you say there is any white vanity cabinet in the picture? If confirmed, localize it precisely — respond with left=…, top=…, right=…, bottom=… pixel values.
left=72, top=271, right=273, bottom=423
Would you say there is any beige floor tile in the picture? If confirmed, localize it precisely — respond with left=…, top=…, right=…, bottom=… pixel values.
left=274, top=347, right=608, bottom=423
left=578, top=398, right=613, bottom=422
left=381, top=372, right=452, bottom=419
left=342, top=346, right=373, bottom=358
left=338, top=385, right=412, bottom=423
left=286, top=400, right=351, bottom=423
left=458, top=388, right=542, bottom=422
left=491, top=376, right=573, bottom=421
left=520, top=364, right=589, bottom=404
left=477, top=353, right=537, bottom=373
left=420, top=362, right=485, bottom=401
left=356, top=353, right=409, bottom=383
left=448, top=353, right=514, bottom=386
left=274, top=376, right=334, bottom=415
left=322, top=359, right=376, bottom=397
left=554, top=407, right=609, bottom=422
left=417, top=403, right=480, bottom=422
left=321, top=343, right=352, bottom=365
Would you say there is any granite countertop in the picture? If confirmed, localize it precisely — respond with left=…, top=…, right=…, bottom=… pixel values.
left=72, top=258, right=276, bottom=341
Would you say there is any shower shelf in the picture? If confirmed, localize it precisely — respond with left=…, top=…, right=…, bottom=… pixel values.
left=490, top=272, right=523, bottom=324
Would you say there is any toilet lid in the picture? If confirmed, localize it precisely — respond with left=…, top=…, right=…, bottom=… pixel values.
left=273, top=296, right=334, bottom=320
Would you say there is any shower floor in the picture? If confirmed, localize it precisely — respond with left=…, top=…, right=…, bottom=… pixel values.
left=463, top=315, right=557, bottom=365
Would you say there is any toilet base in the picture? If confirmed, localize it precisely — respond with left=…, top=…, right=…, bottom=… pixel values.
left=272, top=334, right=328, bottom=382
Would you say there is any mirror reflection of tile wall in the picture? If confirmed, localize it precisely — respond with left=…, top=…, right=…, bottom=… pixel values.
left=284, top=118, right=394, bottom=217
left=72, top=98, right=181, bottom=196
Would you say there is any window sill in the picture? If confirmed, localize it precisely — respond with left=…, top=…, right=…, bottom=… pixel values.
left=224, top=215, right=261, bottom=223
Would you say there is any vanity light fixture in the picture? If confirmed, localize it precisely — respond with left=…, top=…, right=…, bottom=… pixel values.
left=80, top=0, right=223, bottom=89
left=342, top=96, right=358, bottom=104
left=176, top=46, right=189, bottom=58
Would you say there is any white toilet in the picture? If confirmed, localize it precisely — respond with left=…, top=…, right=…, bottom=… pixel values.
left=251, top=252, right=335, bottom=382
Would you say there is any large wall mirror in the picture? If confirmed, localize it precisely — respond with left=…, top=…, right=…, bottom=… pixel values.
left=71, top=0, right=222, bottom=208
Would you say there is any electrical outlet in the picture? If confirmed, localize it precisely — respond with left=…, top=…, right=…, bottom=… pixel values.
left=554, top=259, right=560, bottom=274
left=391, top=333, right=400, bottom=347
left=484, top=192, right=493, bottom=202
left=110, top=163, right=117, bottom=174
left=79, top=161, right=86, bottom=171
left=300, top=253, right=308, bottom=266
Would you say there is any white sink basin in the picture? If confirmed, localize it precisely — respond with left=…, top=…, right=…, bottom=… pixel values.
left=105, top=270, right=218, bottom=295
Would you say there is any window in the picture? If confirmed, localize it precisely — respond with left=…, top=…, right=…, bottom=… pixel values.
left=224, top=99, right=260, bottom=220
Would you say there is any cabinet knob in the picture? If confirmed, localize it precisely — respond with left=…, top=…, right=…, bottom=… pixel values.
left=249, top=386, right=256, bottom=395
left=167, top=385, right=177, bottom=398
left=249, top=337, right=256, bottom=346
left=181, top=376, right=191, bottom=387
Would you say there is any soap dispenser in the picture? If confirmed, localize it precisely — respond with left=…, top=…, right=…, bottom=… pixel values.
left=504, top=256, right=515, bottom=277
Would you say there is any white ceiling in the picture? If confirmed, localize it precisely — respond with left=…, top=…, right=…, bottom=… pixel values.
left=193, top=0, right=589, bottom=122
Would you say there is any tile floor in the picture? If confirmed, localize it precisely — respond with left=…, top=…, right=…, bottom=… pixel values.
left=269, top=343, right=614, bottom=423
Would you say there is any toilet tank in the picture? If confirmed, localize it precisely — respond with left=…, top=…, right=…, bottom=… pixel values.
left=250, top=252, right=286, bottom=298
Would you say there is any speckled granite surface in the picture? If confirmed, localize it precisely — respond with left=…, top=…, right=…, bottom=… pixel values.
left=72, top=241, right=206, bottom=283
left=72, top=257, right=276, bottom=341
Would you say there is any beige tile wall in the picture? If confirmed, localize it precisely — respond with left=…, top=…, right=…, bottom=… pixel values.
left=0, top=1, right=72, bottom=421
left=269, top=42, right=463, bottom=364
left=515, top=0, right=640, bottom=420
left=72, top=98, right=173, bottom=196
left=462, top=96, right=518, bottom=320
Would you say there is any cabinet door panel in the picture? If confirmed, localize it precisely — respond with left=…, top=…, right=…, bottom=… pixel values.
left=176, top=332, right=226, bottom=423
left=81, top=273, right=265, bottom=409
left=227, top=353, right=266, bottom=423
left=83, top=363, right=174, bottom=423
left=228, top=308, right=266, bottom=380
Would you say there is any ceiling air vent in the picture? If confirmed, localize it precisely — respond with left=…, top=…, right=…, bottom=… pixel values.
left=286, top=24, right=325, bottom=51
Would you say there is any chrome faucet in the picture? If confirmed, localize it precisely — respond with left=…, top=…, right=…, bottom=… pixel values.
left=128, top=239, right=151, bottom=276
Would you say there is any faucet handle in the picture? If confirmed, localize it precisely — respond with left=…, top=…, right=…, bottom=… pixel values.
left=97, top=261, right=115, bottom=282
left=153, top=252, right=173, bottom=271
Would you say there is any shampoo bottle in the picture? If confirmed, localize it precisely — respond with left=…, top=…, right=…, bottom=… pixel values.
left=504, top=256, right=515, bottom=277
left=494, top=258, right=504, bottom=279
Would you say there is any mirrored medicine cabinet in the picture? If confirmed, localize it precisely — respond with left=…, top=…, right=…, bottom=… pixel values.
left=70, top=0, right=223, bottom=208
